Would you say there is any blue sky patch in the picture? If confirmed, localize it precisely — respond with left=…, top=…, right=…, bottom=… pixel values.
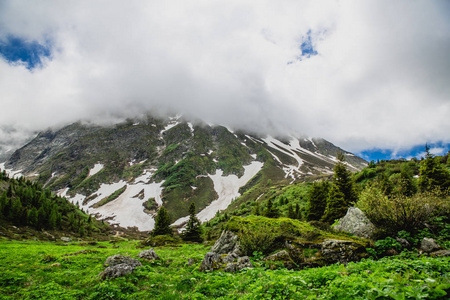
left=300, top=30, right=318, bottom=58
left=0, top=35, right=52, bottom=70
left=358, top=142, right=450, bottom=162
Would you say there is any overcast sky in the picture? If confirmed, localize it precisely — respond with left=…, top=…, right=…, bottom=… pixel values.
left=0, top=1, right=449, bottom=157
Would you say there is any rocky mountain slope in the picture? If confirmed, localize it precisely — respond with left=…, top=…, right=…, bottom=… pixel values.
left=0, top=115, right=366, bottom=230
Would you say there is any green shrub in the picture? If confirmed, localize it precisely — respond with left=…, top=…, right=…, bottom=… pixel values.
left=357, top=184, right=449, bottom=233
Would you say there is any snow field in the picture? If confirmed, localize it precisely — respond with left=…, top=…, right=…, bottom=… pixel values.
left=88, top=163, right=104, bottom=177
left=61, top=175, right=165, bottom=231
left=172, top=161, right=263, bottom=226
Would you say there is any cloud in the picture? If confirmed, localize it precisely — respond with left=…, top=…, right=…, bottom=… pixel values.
left=0, top=0, right=449, bottom=154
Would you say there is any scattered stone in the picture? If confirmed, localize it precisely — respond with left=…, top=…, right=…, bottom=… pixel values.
left=384, top=249, right=399, bottom=257
left=99, top=255, right=143, bottom=280
left=334, top=207, right=376, bottom=239
left=49, top=263, right=62, bottom=267
left=211, top=231, right=243, bottom=256
left=420, top=238, right=441, bottom=253
left=395, top=237, right=410, bottom=249
left=62, top=249, right=91, bottom=257
left=61, top=237, right=72, bottom=242
left=138, top=249, right=160, bottom=261
left=430, top=250, right=450, bottom=257
left=187, top=258, right=195, bottom=266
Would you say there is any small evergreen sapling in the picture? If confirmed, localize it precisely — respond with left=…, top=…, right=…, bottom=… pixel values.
left=181, top=203, right=203, bottom=242
left=152, top=206, right=173, bottom=236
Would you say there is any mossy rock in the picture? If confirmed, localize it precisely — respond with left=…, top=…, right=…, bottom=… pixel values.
left=224, top=216, right=369, bottom=257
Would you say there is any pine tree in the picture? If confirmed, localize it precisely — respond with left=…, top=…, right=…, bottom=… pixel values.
left=295, top=203, right=301, bottom=220
left=27, top=207, right=38, bottom=228
left=287, top=204, right=296, bottom=219
left=306, top=181, right=330, bottom=221
left=152, top=206, right=172, bottom=236
left=253, top=201, right=260, bottom=216
left=321, top=185, right=346, bottom=223
left=181, top=203, right=203, bottom=242
left=321, top=152, right=357, bottom=223
left=418, top=145, right=450, bottom=191
left=264, top=198, right=279, bottom=218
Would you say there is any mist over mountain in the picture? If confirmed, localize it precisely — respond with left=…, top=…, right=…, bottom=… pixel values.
left=0, top=114, right=366, bottom=230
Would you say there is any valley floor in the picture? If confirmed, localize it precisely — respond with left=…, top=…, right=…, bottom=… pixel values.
left=1, top=239, right=449, bottom=299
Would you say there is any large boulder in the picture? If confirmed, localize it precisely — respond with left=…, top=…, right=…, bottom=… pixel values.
left=99, top=255, right=142, bottom=279
left=211, top=231, right=243, bottom=256
left=334, top=207, right=376, bottom=239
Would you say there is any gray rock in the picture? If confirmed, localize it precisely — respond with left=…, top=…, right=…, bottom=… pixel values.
left=100, top=264, right=135, bottom=279
left=61, top=237, right=72, bottom=242
left=211, top=231, right=242, bottom=256
left=223, top=253, right=239, bottom=264
left=187, top=258, right=195, bottom=266
left=199, top=252, right=222, bottom=272
left=430, top=250, right=450, bottom=257
left=334, top=207, right=376, bottom=239
left=223, top=263, right=238, bottom=273
left=420, top=238, right=441, bottom=253
left=236, top=256, right=253, bottom=269
left=395, top=237, right=410, bottom=249
left=264, top=250, right=291, bottom=262
left=104, top=255, right=142, bottom=268
left=99, top=255, right=143, bottom=280
left=138, top=249, right=160, bottom=261
left=321, top=239, right=365, bottom=264
left=223, top=256, right=253, bottom=273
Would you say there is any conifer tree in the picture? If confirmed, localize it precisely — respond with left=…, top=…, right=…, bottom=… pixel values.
left=287, top=204, right=296, bottom=219
left=27, top=207, right=39, bottom=228
left=306, top=181, right=330, bottom=221
left=181, top=203, right=203, bottom=242
left=264, top=198, right=279, bottom=218
left=152, top=206, right=172, bottom=236
left=418, top=145, right=450, bottom=191
left=321, top=152, right=357, bottom=223
left=397, top=170, right=416, bottom=197
left=253, top=201, right=260, bottom=216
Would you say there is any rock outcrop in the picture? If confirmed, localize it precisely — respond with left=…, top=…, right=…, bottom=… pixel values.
left=210, top=231, right=243, bottom=256
left=199, top=231, right=253, bottom=272
left=99, top=255, right=142, bottom=279
left=334, top=207, right=376, bottom=239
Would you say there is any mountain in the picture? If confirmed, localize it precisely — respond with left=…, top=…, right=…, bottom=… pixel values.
left=0, top=115, right=367, bottom=230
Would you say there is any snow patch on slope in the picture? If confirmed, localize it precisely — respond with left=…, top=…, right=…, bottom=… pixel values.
left=0, top=163, right=24, bottom=179
left=88, top=163, right=104, bottom=177
left=61, top=176, right=165, bottom=231
left=173, top=161, right=263, bottom=226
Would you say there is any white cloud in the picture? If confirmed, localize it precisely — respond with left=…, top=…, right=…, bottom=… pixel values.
left=0, top=0, right=449, bottom=153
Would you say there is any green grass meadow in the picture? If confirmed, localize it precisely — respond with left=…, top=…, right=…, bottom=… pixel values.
left=1, top=239, right=449, bottom=299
